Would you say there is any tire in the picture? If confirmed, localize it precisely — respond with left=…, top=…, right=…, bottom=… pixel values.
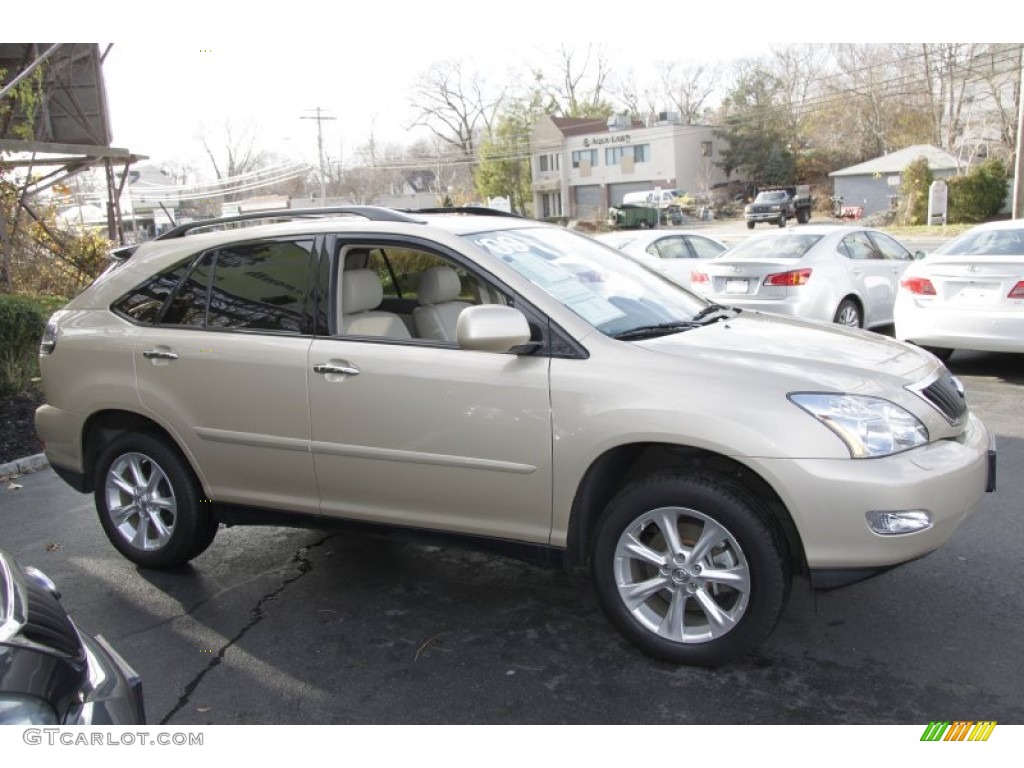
left=93, top=432, right=218, bottom=569
left=639, top=221, right=650, bottom=229
left=591, top=472, right=789, bottom=667
left=833, top=298, right=862, bottom=328
left=796, top=208, right=809, bottom=224
left=746, top=220, right=755, bottom=230
left=777, top=216, right=786, bottom=228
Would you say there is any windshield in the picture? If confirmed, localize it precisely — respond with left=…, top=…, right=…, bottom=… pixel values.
left=466, top=227, right=709, bottom=338
left=723, top=233, right=823, bottom=260
left=933, top=227, right=1024, bottom=257
left=754, top=192, right=788, bottom=203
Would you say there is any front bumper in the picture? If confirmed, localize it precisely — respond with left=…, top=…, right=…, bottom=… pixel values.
left=752, top=412, right=993, bottom=574
left=65, top=632, right=146, bottom=725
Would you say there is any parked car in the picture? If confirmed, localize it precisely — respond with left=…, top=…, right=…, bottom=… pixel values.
left=593, top=230, right=728, bottom=288
left=895, top=219, right=1024, bottom=360
left=0, top=548, right=145, bottom=724
left=36, top=207, right=994, bottom=667
left=689, top=225, right=922, bottom=329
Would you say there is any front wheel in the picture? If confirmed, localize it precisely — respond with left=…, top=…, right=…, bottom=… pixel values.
left=592, top=473, right=789, bottom=666
left=746, top=220, right=755, bottom=230
left=94, top=432, right=218, bottom=569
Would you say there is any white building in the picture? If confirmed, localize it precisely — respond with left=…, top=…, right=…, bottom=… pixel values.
left=530, top=113, right=729, bottom=221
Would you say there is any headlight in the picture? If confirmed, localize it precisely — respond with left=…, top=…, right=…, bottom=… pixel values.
left=0, top=695, right=59, bottom=725
left=789, top=393, right=928, bottom=458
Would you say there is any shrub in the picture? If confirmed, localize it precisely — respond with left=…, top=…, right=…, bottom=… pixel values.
left=0, top=293, right=48, bottom=396
left=948, top=159, right=1008, bottom=223
left=898, top=157, right=933, bottom=226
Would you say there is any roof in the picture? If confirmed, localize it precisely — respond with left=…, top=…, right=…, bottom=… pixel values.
left=551, top=116, right=618, bottom=136
left=829, top=145, right=960, bottom=177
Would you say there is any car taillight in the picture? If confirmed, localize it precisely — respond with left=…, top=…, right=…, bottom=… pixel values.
left=39, top=315, right=60, bottom=355
left=1008, top=281, right=1024, bottom=299
left=764, top=268, right=811, bottom=287
left=901, top=277, right=937, bottom=295
left=690, top=271, right=709, bottom=284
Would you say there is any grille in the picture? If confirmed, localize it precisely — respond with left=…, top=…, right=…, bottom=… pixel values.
left=21, top=576, right=83, bottom=659
left=916, top=371, right=968, bottom=424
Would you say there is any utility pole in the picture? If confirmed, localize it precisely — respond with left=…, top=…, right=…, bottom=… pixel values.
left=301, top=107, right=337, bottom=206
left=1013, top=44, right=1024, bottom=220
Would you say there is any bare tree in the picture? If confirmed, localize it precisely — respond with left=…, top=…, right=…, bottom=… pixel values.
left=532, top=45, right=613, bottom=118
left=919, top=43, right=982, bottom=155
left=408, top=59, right=505, bottom=160
left=658, top=60, right=720, bottom=125
left=197, top=118, right=272, bottom=200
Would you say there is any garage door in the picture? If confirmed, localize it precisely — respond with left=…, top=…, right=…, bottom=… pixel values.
left=574, top=185, right=603, bottom=220
left=609, top=182, right=653, bottom=206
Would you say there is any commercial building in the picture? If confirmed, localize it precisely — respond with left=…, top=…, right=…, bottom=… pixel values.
left=530, top=113, right=729, bottom=221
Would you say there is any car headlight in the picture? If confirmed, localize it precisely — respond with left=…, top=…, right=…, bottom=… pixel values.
left=789, top=393, right=929, bottom=458
left=0, top=695, right=59, bottom=725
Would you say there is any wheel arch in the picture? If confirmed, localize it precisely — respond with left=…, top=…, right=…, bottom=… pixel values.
left=80, top=409, right=203, bottom=495
left=564, top=442, right=806, bottom=575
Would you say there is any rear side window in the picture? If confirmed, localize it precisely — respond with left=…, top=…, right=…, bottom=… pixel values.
left=113, top=239, right=315, bottom=333
left=112, top=260, right=193, bottom=323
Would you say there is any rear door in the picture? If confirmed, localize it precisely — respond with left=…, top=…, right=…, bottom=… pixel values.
left=133, top=238, right=320, bottom=513
left=837, top=230, right=900, bottom=325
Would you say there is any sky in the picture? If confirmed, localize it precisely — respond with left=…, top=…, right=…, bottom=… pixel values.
left=26, top=3, right=996, bottom=180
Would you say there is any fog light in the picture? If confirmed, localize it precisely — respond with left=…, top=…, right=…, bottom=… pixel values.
left=866, top=510, right=933, bottom=535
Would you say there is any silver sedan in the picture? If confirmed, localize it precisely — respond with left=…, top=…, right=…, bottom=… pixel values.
left=689, top=225, right=919, bottom=329
left=593, top=229, right=727, bottom=288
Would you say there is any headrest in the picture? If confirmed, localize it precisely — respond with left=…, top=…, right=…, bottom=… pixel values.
left=417, top=266, right=461, bottom=305
left=342, top=269, right=384, bottom=314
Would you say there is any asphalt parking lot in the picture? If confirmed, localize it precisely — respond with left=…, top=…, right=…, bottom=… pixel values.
left=2, top=345, right=1021, bottom=726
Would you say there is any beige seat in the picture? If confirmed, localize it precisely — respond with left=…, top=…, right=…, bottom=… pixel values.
left=340, top=269, right=411, bottom=338
left=413, top=266, right=472, bottom=342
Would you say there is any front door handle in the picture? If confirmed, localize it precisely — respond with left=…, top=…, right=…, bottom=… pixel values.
left=313, top=362, right=360, bottom=377
left=143, top=348, right=178, bottom=361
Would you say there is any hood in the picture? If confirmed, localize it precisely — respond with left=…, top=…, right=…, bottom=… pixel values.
left=636, top=311, right=936, bottom=394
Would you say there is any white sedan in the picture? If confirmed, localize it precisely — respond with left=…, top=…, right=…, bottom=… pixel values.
left=895, top=219, right=1024, bottom=359
left=689, top=225, right=919, bottom=329
left=593, top=230, right=727, bottom=287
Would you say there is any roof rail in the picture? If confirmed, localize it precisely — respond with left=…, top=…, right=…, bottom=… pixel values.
left=407, top=206, right=524, bottom=218
left=154, top=206, right=426, bottom=240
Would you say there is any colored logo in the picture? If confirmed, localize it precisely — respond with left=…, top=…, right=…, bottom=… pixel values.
left=920, top=721, right=997, bottom=741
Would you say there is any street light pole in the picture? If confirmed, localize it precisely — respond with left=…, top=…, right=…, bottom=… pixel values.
left=301, top=107, right=337, bottom=206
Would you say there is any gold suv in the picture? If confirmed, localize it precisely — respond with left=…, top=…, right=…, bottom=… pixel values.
left=35, top=207, right=996, bottom=666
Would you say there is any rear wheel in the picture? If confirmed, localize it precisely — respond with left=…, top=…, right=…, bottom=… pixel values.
left=746, top=220, right=755, bottom=230
left=592, top=472, right=789, bottom=667
left=797, top=208, right=809, bottom=224
left=777, top=216, right=786, bottom=228
left=833, top=298, right=862, bottom=328
left=94, top=433, right=218, bottom=569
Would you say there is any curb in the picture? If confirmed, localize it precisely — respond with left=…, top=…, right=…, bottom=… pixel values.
left=0, top=453, right=49, bottom=478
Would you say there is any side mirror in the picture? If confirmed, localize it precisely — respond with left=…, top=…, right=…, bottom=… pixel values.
left=913, top=250, right=928, bottom=261
left=457, top=305, right=533, bottom=353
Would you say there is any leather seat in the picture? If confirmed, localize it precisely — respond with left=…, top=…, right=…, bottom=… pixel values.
left=340, top=270, right=411, bottom=338
left=413, top=266, right=471, bottom=342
